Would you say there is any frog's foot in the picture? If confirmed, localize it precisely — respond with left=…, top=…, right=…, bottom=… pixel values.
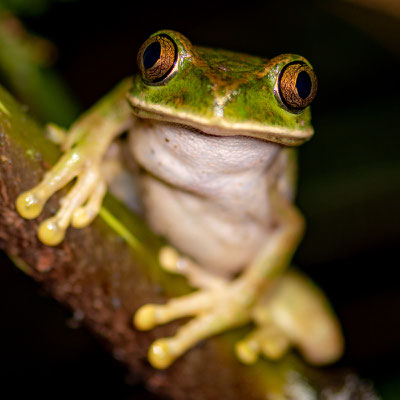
left=16, top=78, right=133, bottom=245
left=134, top=282, right=254, bottom=369
left=16, top=145, right=107, bottom=246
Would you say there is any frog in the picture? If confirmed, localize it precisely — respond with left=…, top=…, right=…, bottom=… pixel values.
left=15, top=30, right=343, bottom=369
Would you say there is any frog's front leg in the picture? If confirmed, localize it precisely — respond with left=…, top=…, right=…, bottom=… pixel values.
left=134, top=194, right=339, bottom=369
left=16, top=78, right=133, bottom=245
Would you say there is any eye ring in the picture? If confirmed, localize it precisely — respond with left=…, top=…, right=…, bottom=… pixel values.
left=276, top=61, right=318, bottom=112
left=137, top=34, right=178, bottom=85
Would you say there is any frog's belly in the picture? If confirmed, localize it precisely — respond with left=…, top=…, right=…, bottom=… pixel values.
left=129, top=119, right=281, bottom=277
left=140, top=174, right=270, bottom=277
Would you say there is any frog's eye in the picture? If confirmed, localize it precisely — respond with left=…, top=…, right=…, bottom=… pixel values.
left=137, top=34, right=178, bottom=84
left=277, top=62, right=318, bottom=112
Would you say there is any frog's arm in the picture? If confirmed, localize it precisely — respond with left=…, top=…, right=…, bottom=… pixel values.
left=135, top=187, right=343, bottom=369
left=134, top=188, right=300, bottom=367
left=16, top=78, right=133, bottom=245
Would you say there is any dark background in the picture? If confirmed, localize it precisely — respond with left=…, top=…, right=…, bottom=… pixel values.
left=0, top=0, right=399, bottom=398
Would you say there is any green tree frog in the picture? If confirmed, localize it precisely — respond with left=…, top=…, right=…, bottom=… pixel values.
left=16, top=30, right=343, bottom=369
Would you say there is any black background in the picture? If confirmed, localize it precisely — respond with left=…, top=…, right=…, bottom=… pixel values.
left=1, top=1, right=399, bottom=398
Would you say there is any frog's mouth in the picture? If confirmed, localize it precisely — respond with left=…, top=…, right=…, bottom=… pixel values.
left=128, top=97, right=314, bottom=147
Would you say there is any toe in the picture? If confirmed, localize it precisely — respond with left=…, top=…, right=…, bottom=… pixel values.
left=16, top=191, right=45, bottom=219
left=38, top=218, right=67, bottom=246
left=148, top=338, right=176, bottom=369
left=235, top=339, right=260, bottom=365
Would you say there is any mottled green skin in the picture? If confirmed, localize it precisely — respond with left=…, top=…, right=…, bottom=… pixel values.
left=128, top=30, right=314, bottom=144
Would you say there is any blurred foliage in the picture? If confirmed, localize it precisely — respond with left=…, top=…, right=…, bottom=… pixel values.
left=0, top=8, right=79, bottom=125
left=0, top=0, right=76, bottom=16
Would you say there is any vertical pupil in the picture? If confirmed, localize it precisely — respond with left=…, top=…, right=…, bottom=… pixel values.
left=143, top=41, right=161, bottom=69
left=296, top=71, right=312, bottom=99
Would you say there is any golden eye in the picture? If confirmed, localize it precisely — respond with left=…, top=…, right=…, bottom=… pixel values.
left=137, top=34, right=178, bottom=84
left=278, top=62, right=318, bottom=112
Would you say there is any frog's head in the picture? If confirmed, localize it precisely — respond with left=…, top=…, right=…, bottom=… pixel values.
left=128, top=30, right=318, bottom=146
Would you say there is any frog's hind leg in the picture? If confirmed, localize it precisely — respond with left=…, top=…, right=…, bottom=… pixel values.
left=16, top=78, right=133, bottom=245
left=236, top=270, right=344, bottom=366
